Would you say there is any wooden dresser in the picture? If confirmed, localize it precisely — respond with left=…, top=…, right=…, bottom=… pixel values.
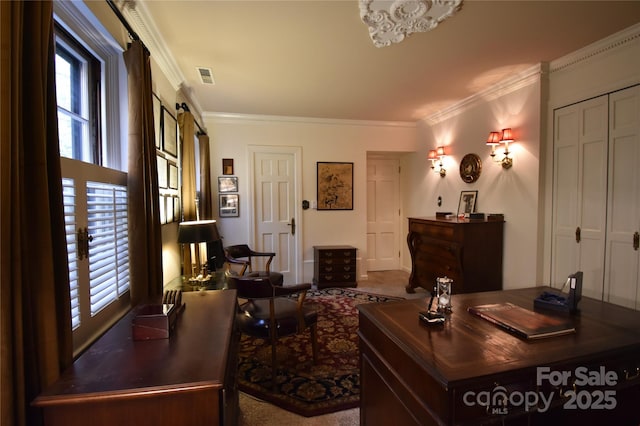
left=358, top=287, right=640, bottom=425
left=34, top=290, right=240, bottom=426
left=313, top=245, right=357, bottom=289
left=406, top=217, right=504, bottom=294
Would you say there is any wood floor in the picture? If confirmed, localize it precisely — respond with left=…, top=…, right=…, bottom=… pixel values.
left=237, top=269, right=425, bottom=426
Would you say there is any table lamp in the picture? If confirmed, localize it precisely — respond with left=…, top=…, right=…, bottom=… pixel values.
left=177, top=220, right=220, bottom=282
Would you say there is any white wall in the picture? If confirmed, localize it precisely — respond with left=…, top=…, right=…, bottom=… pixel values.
left=203, top=115, right=417, bottom=282
left=402, top=73, right=543, bottom=290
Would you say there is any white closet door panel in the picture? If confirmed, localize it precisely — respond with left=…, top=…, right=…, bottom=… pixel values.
left=605, top=85, right=640, bottom=309
left=552, top=107, right=580, bottom=285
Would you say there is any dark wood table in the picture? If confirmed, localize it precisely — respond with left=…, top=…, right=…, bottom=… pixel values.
left=34, top=290, right=239, bottom=426
left=358, top=287, right=640, bottom=425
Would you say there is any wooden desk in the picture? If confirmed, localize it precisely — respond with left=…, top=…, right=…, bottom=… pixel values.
left=34, top=290, right=239, bottom=426
left=358, top=287, right=640, bottom=425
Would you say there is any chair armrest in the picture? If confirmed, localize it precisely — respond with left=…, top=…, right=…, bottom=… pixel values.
left=248, top=250, right=276, bottom=257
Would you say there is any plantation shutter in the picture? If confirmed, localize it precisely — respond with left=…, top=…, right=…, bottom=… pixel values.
left=62, top=177, right=129, bottom=331
left=62, top=178, right=81, bottom=329
left=87, top=181, right=129, bottom=315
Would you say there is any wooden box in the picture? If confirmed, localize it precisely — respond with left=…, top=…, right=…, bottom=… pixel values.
left=132, top=303, right=177, bottom=340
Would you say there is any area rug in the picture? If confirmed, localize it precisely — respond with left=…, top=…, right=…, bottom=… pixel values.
left=236, top=287, right=402, bottom=417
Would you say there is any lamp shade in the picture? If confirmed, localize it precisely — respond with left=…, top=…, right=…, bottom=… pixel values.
left=436, top=146, right=446, bottom=157
left=427, top=149, right=437, bottom=160
left=486, top=131, right=501, bottom=145
left=177, top=220, right=220, bottom=244
left=500, top=128, right=514, bottom=143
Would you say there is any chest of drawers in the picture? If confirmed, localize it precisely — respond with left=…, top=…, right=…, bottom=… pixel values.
left=313, top=245, right=357, bottom=289
left=406, top=217, right=504, bottom=294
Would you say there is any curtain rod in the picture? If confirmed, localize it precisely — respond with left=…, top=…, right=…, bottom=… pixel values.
left=177, top=103, right=206, bottom=136
left=106, top=0, right=207, bottom=136
left=106, top=0, right=149, bottom=53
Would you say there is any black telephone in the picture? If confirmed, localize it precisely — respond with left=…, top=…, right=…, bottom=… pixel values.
left=534, top=271, right=582, bottom=314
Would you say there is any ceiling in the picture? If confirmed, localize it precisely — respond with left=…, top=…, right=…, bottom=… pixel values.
left=130, top=0, right=640, bottom=123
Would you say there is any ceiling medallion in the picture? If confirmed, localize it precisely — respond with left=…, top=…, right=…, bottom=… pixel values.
left=359, top=0, right=464, bottom=48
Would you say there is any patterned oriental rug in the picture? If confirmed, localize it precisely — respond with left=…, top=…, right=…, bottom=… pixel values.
left=236, top=287, right=402, bottom=417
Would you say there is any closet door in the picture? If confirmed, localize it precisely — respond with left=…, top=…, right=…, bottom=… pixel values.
left=552, top=95, right=608, bottom=299
left=604, top=86, right=640, bottom=309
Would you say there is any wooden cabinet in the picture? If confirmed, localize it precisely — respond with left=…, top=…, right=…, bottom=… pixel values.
left=406, top=217, right=503, bottom=294
left=313, top=245, right=357, bottom=289
left=34, top=291, right=240, bottom=426
left=358, top=287, right=640, bottom=425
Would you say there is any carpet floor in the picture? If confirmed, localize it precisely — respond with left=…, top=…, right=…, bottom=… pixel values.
left=237, top=287, right=403, bottom=417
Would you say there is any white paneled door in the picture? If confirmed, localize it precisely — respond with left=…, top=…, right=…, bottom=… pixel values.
left=366, top=157, right=400, bottom=271
left=604, top=86, right=640, bottom=309
left=250, top=147, right=302, bottom=285
left=552, top=95, right=608, bottom=299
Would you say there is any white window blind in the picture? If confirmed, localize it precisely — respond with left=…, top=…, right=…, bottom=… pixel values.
left=87, top=182, right=129, bottom=315
left=62, top=178, right=81, bottom=329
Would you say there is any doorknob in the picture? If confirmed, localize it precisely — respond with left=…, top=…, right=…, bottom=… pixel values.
left=575, top=226, right=581, bottom=243
left=288, top=218, right=296, bottom=235
left=634, top=231, right=639, bottom=251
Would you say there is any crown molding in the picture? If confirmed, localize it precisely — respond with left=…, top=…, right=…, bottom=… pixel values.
left=120, top=1, right=203, bottom=117
left=550, top=23, right=640, bottom=73
left=203, top=112, right=416, bottom=129
left=422, top=63, right=542, bottom=125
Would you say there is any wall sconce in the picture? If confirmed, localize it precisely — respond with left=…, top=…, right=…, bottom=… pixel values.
left=428, top=146, right=446, bottom=177
left=486, top=128, right=514, bottom=169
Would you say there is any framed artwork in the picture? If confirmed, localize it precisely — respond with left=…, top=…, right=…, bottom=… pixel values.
left=218, top=176, right=238, bottom=193
left=222, top=158, right=234, bottom=175
left=173, top=196, right=180, bottom=221
left=153, top=93, right=161, bottom=149
left=159, top=195, right=166, bottom=224
left=219, top=194, right=239, bottom=217
left=458, top=190, right=478, bottom=215
left=157, top=155, right=168, bottom=188
left=168, top=162, right=179, bottom=189
left=165, top=196, right=174, bottom=223
left=162, top=106, right=177, bottom=157
left=317, top=162, right=353, bottom=210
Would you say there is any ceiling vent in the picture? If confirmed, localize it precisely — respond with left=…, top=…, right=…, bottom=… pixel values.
left=196, top=67, right=215, bottom=85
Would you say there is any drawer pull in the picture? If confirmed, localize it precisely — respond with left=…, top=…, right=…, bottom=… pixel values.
left=325, top=259, right=333, bottom=265
left=325, top=252, right=334, bottom=257
left=324, top=266, right=333, bottom=272
left=325, top=275, right=333, bottom=281
left=343, top=266, right=351, bottom=272
left=343, top=274, right=351, bottom=280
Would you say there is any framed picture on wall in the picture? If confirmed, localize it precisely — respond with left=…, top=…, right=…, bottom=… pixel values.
left=168, top=162, right=179, bottom=189
left=218, top=176, right=238, bottom=193
left=222, top=158, right=234, bottom=175
left=162, top=106, right=177, bottom=157
left=219, top=194, right=239, bottom=217
left=317, top=162, right=353, bottom=210
left=457, top=190, right=478, bottom=215
left=157, top=155, right=168, bottom=188
left=153, top=93, right=161, bottom=149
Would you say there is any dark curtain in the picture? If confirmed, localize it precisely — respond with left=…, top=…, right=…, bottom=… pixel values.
left=123, top=40, right=163, bottom=305
left=0, top=2, right=73, bottom=426
left=198, top=133, right=213, bottom=220
left=178, top=111, right=197, bottom=273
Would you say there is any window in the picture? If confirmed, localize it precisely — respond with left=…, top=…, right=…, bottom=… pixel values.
left=54, top=0, right=129, bottom=354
